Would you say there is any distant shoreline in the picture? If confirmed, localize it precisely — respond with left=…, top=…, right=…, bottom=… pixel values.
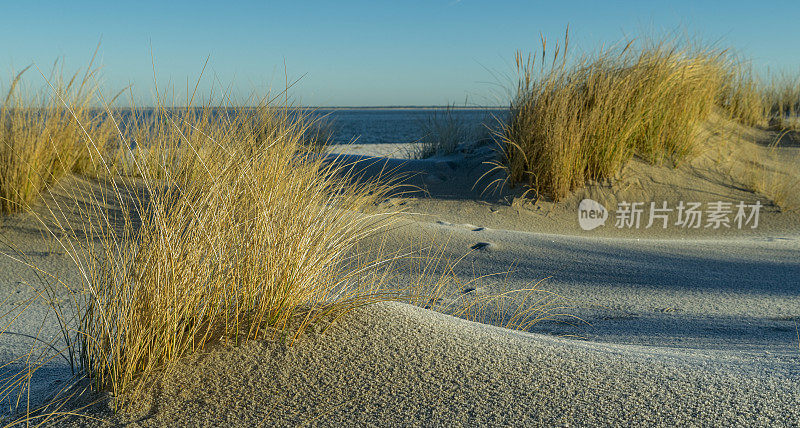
left=81, top=106, right=507, bottom=111
left=309, top=106, right=506, bottom=110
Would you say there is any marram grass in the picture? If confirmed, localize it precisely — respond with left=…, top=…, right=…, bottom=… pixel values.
left=0, top=68, right=565, bottom=424
left=497, top=32, right=800, bottom=201
left=0, top=61, right=117, bottom=214
left=0, top=76, right=404, bottom=417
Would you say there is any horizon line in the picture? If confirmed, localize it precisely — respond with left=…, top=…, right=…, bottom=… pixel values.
left=81, top=105, right=508, bottom=110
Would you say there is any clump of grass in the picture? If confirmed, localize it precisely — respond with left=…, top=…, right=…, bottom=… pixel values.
left=81, top=107, right=400, bottom=403
left=763, top=72, right=800, bottom=131
left=716, top=69, right=800, bottom=206
left=499, top=32, right=734, bottom=200
left=744, top=138, right=800, bottom=212
left=0, top=79, right=406, bottom=419
left=718, top=65, right=768, bottom=127
left=413, top=105, right=468, bottom=159
left=718, top=67, right=800, bottom=131
left=0, top=60, right=116, bottom=214
left=298, top=113, right=337, bottom=151
left=750, top=169, right=799, bottom=212
left=1, top=68, right=567, bottom=424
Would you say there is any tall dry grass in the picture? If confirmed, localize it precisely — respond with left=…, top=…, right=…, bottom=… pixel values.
left=413, top=105, right=468, bottom=159
left=0, top=79, right=408, bottom=419
left=499, top=33, right=739, bottom=200
left=0, top=63, right=569, bottom=424
left=88, top=109, right=399, bottom=401
left=0, top=61, right=117, bottom=214
left=763, top=72, right=800, bottom=130
left=718, top=65, right=768, bottom=127
left=718, top=66, right=800, bottom=131
left=413, top=106, right=498, bottom=159
left=748, top=167, right=799, bottom=212
left=0, top=90, right=564, bottom=424
left=742, top=134, right=800, bottom=212
left=297, top=112, right=337, bottom=151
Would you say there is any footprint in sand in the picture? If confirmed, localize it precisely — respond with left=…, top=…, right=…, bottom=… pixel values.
left=470, top=242, right=493, bottom=252
left=434, top=161, right=459, bottom=170
left=425, top=173, right=448, bottom=184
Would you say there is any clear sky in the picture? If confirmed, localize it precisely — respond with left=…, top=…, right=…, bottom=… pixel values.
left=1, top=1, right=798, bottom=106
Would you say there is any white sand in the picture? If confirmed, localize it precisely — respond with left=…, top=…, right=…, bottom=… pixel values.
left=2, top=122, right=800, bottom=425
left=57, top=301, right=800, bottom=425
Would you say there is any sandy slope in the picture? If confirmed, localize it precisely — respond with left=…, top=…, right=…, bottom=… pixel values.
left=64, top=302, right=800, bottom=426
left=331, top=115, right=800, bottom=239
left=2, top=120, right=800, bottom=425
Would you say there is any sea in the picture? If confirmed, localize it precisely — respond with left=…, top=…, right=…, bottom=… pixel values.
left=107, top=107, right=507, bottom=149
left=308, top=108, right=507, bottom=146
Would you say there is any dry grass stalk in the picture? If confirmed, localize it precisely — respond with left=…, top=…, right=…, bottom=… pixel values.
left=744, top=135, right=800, bottom=212
left=764, top=72, right=800, bottom=131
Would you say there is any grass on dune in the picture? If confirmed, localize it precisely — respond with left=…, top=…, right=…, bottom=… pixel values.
left=0, top=60, right=118, bottom=214
left=763, top=72, right=800, bottom=131
left=498, top=31, right=800, bottom=201
left=413, top=105, right=468, bottom=159
left=297, top=112, right=337, bottom=151
left=0, top=66, right=566, bottom=424
left=413, top=106, right=497, bottom=159
left=498, top=32, right=730, bottom=200
left=742, top=133, right=800, bottom=212
left=748, top=167, right=799, bottom=212
left=0, top=79, right=403, bottom=419
left=78, top=105, right=400, bottom=402
left=718, top=67, right=800, bottom=131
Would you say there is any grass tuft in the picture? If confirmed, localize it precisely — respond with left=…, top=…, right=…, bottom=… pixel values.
left=499, top=32, right=735, bottom=200
left=0, top=60, right=116, bottom=214
left=0, top=78, right=406, bottom=417
left=764, top=71, right=800, bottom=131
left=413, top=105, right=469, bottom=159
left=0, top=62, right=568, bottom=423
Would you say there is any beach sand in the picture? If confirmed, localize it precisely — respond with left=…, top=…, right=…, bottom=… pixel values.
left=2, top=116, right=799, bottom=425
left=70, top=301, right=800, bottom=426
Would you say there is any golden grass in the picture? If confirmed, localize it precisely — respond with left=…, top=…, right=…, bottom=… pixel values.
left=749, top=169, right=799, bottom=212
left=74, top=106, right=401, bottom=403
left=0, top=69, right=566, bottom=424
left=498, top=32, right=733, bottom=200
left=744, top=136, right=800, bottom=212
left=0, top=78, right=406, bottom=419
left=718, top=66, right=800, bottom=131
left=0, top=56, right=120, bottom=214
left=764, top=72, right=800, bottom=131
left=718, top=65, right=768, bottom=127
left=296, top=112, right=337, bottom=151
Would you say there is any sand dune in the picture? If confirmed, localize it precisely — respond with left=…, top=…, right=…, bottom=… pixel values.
left=2, top=122, right=800, bottom=425
left=56, top=301, right=800, bottom=426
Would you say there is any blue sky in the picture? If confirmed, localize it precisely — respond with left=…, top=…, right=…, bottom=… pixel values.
left=1, top=1, right=798, bottom=106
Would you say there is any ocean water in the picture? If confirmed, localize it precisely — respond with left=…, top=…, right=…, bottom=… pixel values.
left=310, top=108, right=507, bottom=146
left=108, top=107, right=507, bottom=149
